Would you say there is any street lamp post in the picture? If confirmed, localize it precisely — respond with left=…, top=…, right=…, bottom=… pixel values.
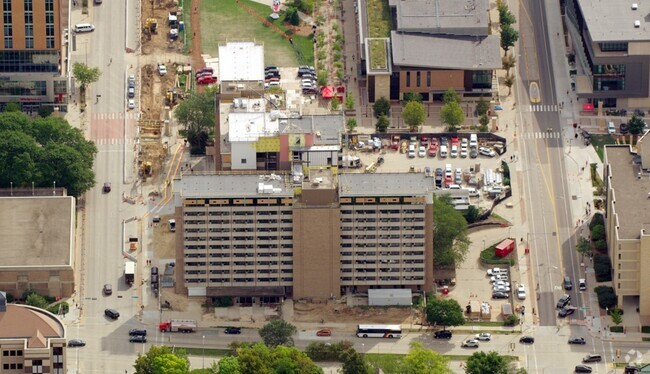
left=202, top=335, right=205, bottom=369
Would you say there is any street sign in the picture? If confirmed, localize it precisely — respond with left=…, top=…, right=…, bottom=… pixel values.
left=580, top=307, right=590, bottom=310
left=131, top=296, right=139, bottom=299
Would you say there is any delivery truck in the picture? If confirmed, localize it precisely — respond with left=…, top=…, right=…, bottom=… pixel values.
left=124, top=261, right=135, bottom=286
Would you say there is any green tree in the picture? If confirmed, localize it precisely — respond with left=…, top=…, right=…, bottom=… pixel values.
left=476, top=97, right=490, bottom=117
left=235, top=343, right=322, bottom=374
left=502, top=53, right=516, bottom=73
left=330, top=97, right=340, bottom=111
left=464, top=205, right=480, bottom=224
left=403, top=342, right=452, bottom=374
left=285, top=7, right=300, bottom=26
left=591, top=224, right=605, bottom=241
left=214, top=356, right=240, bottom=374
left=3, top=102, right=20, bottom=112
left=174, top=88, right=216, bottom=155
left=403, top=91, right=423, bottom=104
left=465, top=351, right=509, bottom=374
left=500, top=25, right=519, bottom=55
left=72, top=62, right=101, bottom=104
left=479, top=114, right=490, bottom=131
left=440, top=101, right=465, bottom=131
left=37, top=106, right=54, bottom=118
left=345, top=95, right=355, bottom=110
left=134, top=346, right=189, bottom=374
left=504, top=314, right=520, bottom=326
left=346, top=118, right=357, bottom=133
left=152, top=353, right=189, bottom=374
left=373, top=96, right=390, bottom=117
left=341, top=349, right=372, bottom=374
left=259, top=319, right=297, bottom=348
left=628, top=114, right=646, bottom=134
left=376, top=115, right=390, bottom=132
left=425, top=297, right=465, bottom=328
left=433, top=196, right=471, bottom=266
left=402, top=101, right=426, bottom=132
left=25, top=293, right=49, bottom=309
left=610, top=308, right=623, bottom=326
left=576, top=237, right=592, bottom=257
left=443, top=88, right=460, bottom=104
left=317, top=71, right=328, bottom=87
left=503, top=74, right=515, bottom=95
left=498, top=8, right=517, bottom=29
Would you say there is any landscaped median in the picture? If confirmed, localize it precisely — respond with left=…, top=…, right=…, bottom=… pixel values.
left=480, top=238, right=516, bottom=266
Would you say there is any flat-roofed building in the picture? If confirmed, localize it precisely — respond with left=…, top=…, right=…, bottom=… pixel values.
left=0, top=293, right=67, bottom=374
left=218, top=41, right=265, bottom=98
left=0, top=197, right=75, bottom=298
left=604, top=136, right=650, bottom=320
left=174, top=169, right=434, bottom=302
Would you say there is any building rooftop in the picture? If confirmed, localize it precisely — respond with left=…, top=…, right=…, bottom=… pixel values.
left=0, top=197, right=73, bottom=268
left=0, top=304, right=65, bottom=345
left=391, top=32, right=501, bottom=70
left=339, top=172, right=433, bottom=198
left=218, top=42, right=265, bottom=81
left=576, top=0, right=650, bottom=42
left=228, top=111, right=280, bottom=143
left=389, top=0, right=489, bottom=35
left=178, top=173, right=293, bottom=198
left=605, top=145, right=650, bottom=239
left=279, top=114, right=344, bottom=145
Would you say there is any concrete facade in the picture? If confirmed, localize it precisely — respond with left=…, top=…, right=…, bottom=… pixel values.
left=0, top=197, right=75, bottom=298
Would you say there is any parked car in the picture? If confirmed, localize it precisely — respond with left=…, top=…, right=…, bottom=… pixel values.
left=157, top=64, right=167, bottom=76
left=479, top=147, right=496, bottom=157
left=128, top=99, right=136, bottom=110
left=461, top=339, right=479, bottom=348
left=103, top=182, right=111, bottom=193
left=568, top=337, right=586, bottom=345
left=129, top=329, right=147, bottom=336
left=487, top=267, right=507, bottom=276
left=151, top=266, right=159, bottom=275
left=195, top=67, right=214, bottom=77
left=418, top=146, right=426, bottom=158
left=197, top=76, right=217, bottom=84
left=620, top=123, right=629, bottom=134
left=224, top=327, right=242, bottom=335
left=558, top=306, right=577, bottom=317
left=608, top=121, right=616, bottom=134
left=435, top=168, right=443, bottom=188
left=460, top=144, right=468, bottom=158
left=492, top=291, right=509, bottom=299
left=470, top=146, right=478, bottom=158
left=316, top=329, right=332, bottom=337
left=557, top=295, right=571, bottom=309
left=564, top=276, right=573, bottom=290
left=434, top=330, right=452, bottom=339
left=475, top=333, right=491, bottom=341
left=517, top=284, right=526, bottom=300
left=68, top=339, right=86, bottom=347
left=519, top=336, right=535, bottom=344
left=579, top=278, right=586, bottom=291
left=103, top=284, right=112, bottom=296
left=490, top=274, right=508, bottom=282
left=428, top=138, right=438, bottom=157
left=450, top=145, right=458, bottom=158
left=575, top=365, right=593, bottom=373
left=492, top=285, right=511, bottom=292
left=454, top=168, right=462, bottom=184
left=129, top=335, right=147, bottom=343
left=408, top=144, right=416, bottom=158
left=104, top=308, right=119, bottom=320
left=582, top=354, right=602, bottom=363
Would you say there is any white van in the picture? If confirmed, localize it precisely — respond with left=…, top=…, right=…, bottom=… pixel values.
left=439, top=145, right=448, bottom=158
left=469, top=133, right=478, bottom=147
left=74, top=23, right=95, bottom=33
left=464, top=187, right=479, bottom=197
left=607, top=121, right=616, bottom=135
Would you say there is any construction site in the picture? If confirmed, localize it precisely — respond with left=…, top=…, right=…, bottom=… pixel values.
left=138, top=0, right=193, bottom=181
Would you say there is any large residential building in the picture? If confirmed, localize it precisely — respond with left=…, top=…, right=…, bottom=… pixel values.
left=568, top=0, right=650, bottom=108
left=358, top=0, right=501, bottom=102
left=0, top=196, right=75, bottom=299
left=0, top=293, right=67, bottom=374
left=603, top=136, right=650, bottom=320
left=0, top=0, right=68, bottom=111
left=174, top=168, right=434, bottom=302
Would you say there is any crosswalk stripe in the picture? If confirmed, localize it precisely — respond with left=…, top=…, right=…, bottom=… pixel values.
left=522, top=131, right=561, bottom=139
left=92, top=138, right=135, bottom=145
left=92, top=112, right=140, bottom=120
left=522, top=104, right=560, bottom=113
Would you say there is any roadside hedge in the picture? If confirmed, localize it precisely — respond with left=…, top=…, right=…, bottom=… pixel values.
left=610, top=326, right=624, bottom=333
left=594, top=286, right=617, bottom=309
left=479, top=246, right=514, bottom=266
left=594, top=255, right=612, bottom=282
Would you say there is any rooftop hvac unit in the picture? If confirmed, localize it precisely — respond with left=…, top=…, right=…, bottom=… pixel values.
left=635, top=20, right=641, bottom=27
left=632, top=3, right=638, bottom=10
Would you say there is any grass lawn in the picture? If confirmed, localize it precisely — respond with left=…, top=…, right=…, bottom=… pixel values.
left=200, top=0, right=314, bottom=66
left=366, top=353, right=517, bottom=373
left=181, top=347, right=231, bottom=357
left=367, top=0, right=391, bottom=37
left=181, top=0, right=193, bottom=54
left=590, top=134, right=615, bottom=161
left=368, top=39, right=387, bottom=70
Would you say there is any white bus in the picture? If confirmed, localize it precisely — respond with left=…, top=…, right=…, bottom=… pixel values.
left=356, top=324, right=402, bottom=338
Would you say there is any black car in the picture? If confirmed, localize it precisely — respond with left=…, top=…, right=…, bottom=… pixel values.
left=564, top=276, right=573, bottom=290
left=433, top=330, right=452, bottom=339
left=68, top=339, right=86, bottom=347
left=224, top=327, right=242, bottom=334
left=519, top=336, right=534, bottom=344
left=151, top=266, right=159, bottom=275
left=568, top=337, right=586, bottom=345
left=264, top=65, right=278, bottom=71
left=129, top=329, right=147, bottom=336
left=575, top=365, right=593, bottom=373
left=492, top=291, right=509, bottom=299
left=620, top=123, right=629, bottom=134
left=129, top=336, right=147, bottom=343
left=559, top=307, right=577, bottom=317
left=557, top=295, right=571, bottom=309
left=104, top=308, right=119, bottom=320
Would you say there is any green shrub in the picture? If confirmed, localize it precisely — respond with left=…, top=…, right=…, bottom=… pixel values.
left=47, top=302, right=69, bottom=315
left=610, top=326, right=624, bottom=333
left=591, top=224, right=605, bottom=241
left=479, top=246, right=514, bottom=266
left=504, top=314, right=520, bottom=326
left=306, top=341, right=354, bottom=362
left=212, top=297, right=233, bottom=308
left=594, top=239, right=607, bottom=252
left=594, top=255, right=612, bottom=282
left=589, top=213, right=605, bottom=230
left=594, top=286, right=617, bottom=309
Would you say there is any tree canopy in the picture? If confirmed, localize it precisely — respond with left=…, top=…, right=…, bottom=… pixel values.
left=72, top=62, right=101, bottom=89
left=213, top=356, right=241, bottom=374
left=433, top=195, right=471, bottom=266
left=0, top=112, right=97, bottom=196
left=403, top=342, right=452, bottom=374
left=628, top=114, right=646, bottom=134
left=465, top=351, right=509, bottom=374
left=259, top=319, right=297, bottom=348
left=500, top=25, right=519, bottom=54
left=373, top=96, right=390, bottom=117
left=134, top=346, right=189, bottom=374
left=443, top=88, right=460, bottom=105
left=402, top=101, right=426, bottom=132
left=233, top=343, right=322, bottom=374
left=341, top=349, right=373, bottom=374
left=425, top=297, right=465, bottom=328
left=440, top=101, right=465, bottom=132
left=174, top=88, right=216, bottom=154
left=376, top=115, right=390, bottom=132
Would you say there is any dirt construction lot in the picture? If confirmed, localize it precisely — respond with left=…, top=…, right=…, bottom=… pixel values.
left=293, top=301, right=422, bottom=328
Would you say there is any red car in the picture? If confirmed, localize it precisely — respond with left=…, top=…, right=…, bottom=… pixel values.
left=195, top=67, right=214, bottom=77
left=420, top=136, right=429, bottom=148
left=197, top=76, right=217, bottom=84
left=316, top=329, right=331, bottom=337
left=428, top=138, right=438, bottom=157
left=451, top=136, right=459, bottom=147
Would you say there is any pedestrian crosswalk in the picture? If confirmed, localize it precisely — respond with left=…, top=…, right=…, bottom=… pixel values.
left=92, top=112, right=140, bottom=120
left=521, top=131, right=561, bottom=139
left=522, top=104, right=560, bottom=113
left=93, top=138, right=136, bottom=145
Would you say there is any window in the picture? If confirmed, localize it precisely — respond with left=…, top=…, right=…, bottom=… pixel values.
left=427, top=71, right=431, bottom=86
left=416, top=72, right=421, bottom=87
left=45, top=0, right=54, bottom=49
left=3, top=0, right=11, bottom=49
left=23, top=0, right=33, bottom=49
left=599, top=42, right=628, bottom=52
left=593, top=64, right=626, bottom=91
left=31, top=359, right=43, bottom=374
left=405, top=72, right=410, bottom=87
left=241, top=159, right=247, bottom=164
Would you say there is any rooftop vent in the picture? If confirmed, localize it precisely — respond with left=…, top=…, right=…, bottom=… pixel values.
left=632, top=3, right=638, bottom=10
left=635, top=20, right=641, bottom=28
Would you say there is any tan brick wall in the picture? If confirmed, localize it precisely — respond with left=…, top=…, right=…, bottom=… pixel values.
left=399, top=70, right=465, bottom=96
left=374, top=75, right=391, bottom=102
left=0, top=268, right=73, bottom=298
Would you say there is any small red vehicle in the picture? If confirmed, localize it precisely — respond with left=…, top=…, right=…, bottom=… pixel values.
left=391, top=135, right=400, bottom=150
left=316, top=329, right=332, bottom=337
left=197, top=76, right=217, bottom=84
left=428, top=138, right=438, bottom=157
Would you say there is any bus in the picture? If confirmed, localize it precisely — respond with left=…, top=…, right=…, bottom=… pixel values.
left=356, top=324, right=402, bottom=338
